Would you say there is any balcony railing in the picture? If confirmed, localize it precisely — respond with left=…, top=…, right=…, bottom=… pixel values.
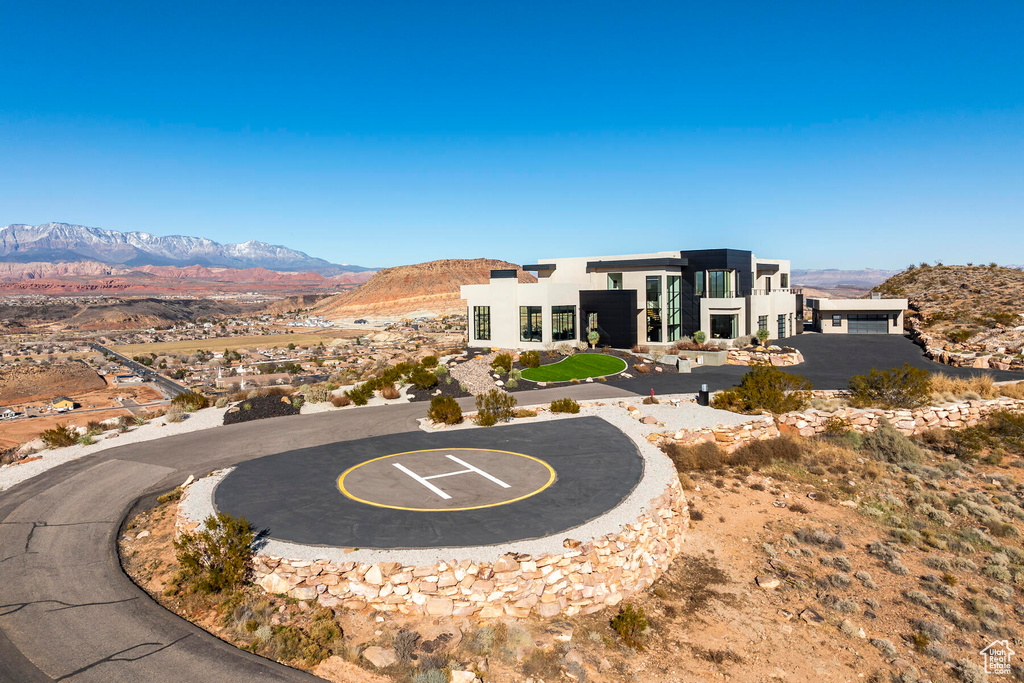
left=703, top=287, right=802, bottom=298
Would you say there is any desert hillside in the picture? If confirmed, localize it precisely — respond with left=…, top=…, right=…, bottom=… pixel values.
left=874, top=264, right=1024, bottom=349
left=313, top=258, right=536, bottom=318
left=0, top=361, right=106, bottom=407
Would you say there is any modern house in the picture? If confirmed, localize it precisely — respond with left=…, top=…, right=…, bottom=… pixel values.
left=807, top=294, right=909, bottom=334
left=461, top=249, right=801, bottom=350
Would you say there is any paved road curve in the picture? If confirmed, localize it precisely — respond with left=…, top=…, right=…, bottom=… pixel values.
left=0, top=385, right=636, bottom=682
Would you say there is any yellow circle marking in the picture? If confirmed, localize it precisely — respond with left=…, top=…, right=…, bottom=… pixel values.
left=338, top=448, right=557, bottom=512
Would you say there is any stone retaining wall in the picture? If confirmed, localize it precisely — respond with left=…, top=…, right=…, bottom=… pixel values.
left=654, top=413, right=780, bottom=453
left=176, top=476, right=688, bottom=620
left=778, top=396, right=1024, bottom=437
left=726, top=349, right=804, bottom=367
left=909, top=319, right=1024, bottom=372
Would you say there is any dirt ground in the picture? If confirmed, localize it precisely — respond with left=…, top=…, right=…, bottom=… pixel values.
left=0, top=407, right=132, bottom=450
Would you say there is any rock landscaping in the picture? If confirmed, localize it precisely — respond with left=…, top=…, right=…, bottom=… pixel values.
left=726, top=346, right=804, bottom=367
left=223, top=393, right=301, bottom=424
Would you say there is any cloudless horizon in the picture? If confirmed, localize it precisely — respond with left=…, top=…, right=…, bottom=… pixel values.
left=2, top=1, right=1022, bottom=269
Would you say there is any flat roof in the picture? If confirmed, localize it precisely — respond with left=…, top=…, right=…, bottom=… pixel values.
left=808, top=298, right=908, bottom=311
left=585, top=256, right=688, bottom=272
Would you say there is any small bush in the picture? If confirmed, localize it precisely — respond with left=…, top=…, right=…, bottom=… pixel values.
left=610, top=602, right=648, bottom=650
left=711, top=363, right=812, bottom=414
left=513, top=408, right=537, bottom=418
left=549, top=397, right=580, bottom=414
left=421, top=356, right=438, bottom=368
left=215, top=397, right=229, bottom=408
left=848, top=364, right=931, bottom=409
left=860, top=419, right=922, bottom=465
left=330, top=394, right=351, bottom=408
left=491, top=353, right=513, bottom=373
left=428, top=396, right=463, bottom=425
left=171, top=390, right=209, bottom=412
left=519, top=350, right=540, bottom=368
left=475, top=389, right=516, bottom=425
left=41, top=423, right=79, bottom=449
left=727, top=436, right=804, bottom=469
left=474, top=411, right=497, bottom=427
left=664, top=441, right=724, bottom=472
left=380, top=384, right=401, bottom=400
left=173, top=512, right=254, bottom=594
left=409, top=367, right=438, bottom=390
left=165, top=404, right=185, bottom=423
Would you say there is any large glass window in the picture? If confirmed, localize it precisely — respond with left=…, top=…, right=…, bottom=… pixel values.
left=710, top=314, right=738, bottom=339
left=473, top=306, right=491, bottom=340
left=551, top=305, right=576, bottom=341
left=519, top=306, right=542, bottom=342
left=780, top=273, right=789, bottom=289
left=666, top=275, right=681, bottom=341
left=646, top=276, right=662, bottom=342
left=707, top=270, right=733, bottom=298
left=778, top=314, right=786, bottom=339
left=607, top=273, right=623, bottom=290
left=758, top=315, right=768, bottom=332
left=694, top=271, right=704, bottom=296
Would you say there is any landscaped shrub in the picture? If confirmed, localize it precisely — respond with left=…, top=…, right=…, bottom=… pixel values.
left=214, top=397, right=228, bottom=408
left=421, top=356, right=438, bottom=368
left=40, top=423, right=78, bottom=449
left=549, top=397, right=580, bottom=414
left=172, top=511, right=254, bottom=594
left=693, top=330, right=707, bottom=344
left=428, top=396, right=463, bottom=424
left=610, top=602, right=648, bottom=650
left=491, top=353, right=513, bottom=373
left=518, top=350, right=541, bottom=368
left=165, top=404, right=185, bottom=423
left=330, top=393, right=351, bottom=408
left=848, top=363, right=931, bottom=409
left=345, top=383, right=374, bottom=406
left=711, top=363, right=812, bottom=414
left=380, top=384, right=401, bottom=400
left=171, top=390, right=209, bottom=412
left=728, top=436, right=804, bottom=469
left=409, top=367, right=438, bottom=390
left=475, top=389, right=517, bottom=425
left=860, top=419, right=922, bottom=465
left=663, top=440, right=724, bottom=472
left=302, top=383, right=331, bottom=403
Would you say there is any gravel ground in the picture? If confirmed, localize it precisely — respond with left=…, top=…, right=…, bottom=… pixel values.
left=183, top=402, right=685, bottom=566
left=0, top=407, right=230, bottom=491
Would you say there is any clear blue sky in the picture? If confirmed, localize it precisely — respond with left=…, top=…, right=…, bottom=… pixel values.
left=2, top=1, right=1021, bottom=269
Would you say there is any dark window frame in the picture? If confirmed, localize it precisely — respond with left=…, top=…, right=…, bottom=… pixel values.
left=666, top=275, right=681, bottom=342
left=646, top=276, right=662, bottom=342
left=832, top=314, right=842, bottom=327
left=551, top=305, right=576, bottom=342
left=473, top=306, right=491, bottom=341
left=520, top=306, right=543, bottom=343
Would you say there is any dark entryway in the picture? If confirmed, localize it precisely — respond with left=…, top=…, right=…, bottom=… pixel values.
left=579, top=289, right=638, bottom=349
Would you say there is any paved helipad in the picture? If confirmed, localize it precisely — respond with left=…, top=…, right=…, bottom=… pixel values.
left=214, top=416, right=643, bottom=548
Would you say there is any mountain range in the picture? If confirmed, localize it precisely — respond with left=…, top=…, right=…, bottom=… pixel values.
left=0, top=222, right=370, bottom=274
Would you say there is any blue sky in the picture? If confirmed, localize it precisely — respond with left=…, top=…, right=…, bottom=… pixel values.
left=2, top=1, right=1021, bottom=269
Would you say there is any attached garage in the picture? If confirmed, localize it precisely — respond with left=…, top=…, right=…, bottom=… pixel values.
left=808, top=297, right=909, bottom=335
left=847, top=313, right=891, bottom=334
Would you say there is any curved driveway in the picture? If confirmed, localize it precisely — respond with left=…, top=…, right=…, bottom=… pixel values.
left=0, top=385, right=634, bottom=682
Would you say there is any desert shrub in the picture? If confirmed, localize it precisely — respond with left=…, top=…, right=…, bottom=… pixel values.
left=165, top=404, right=185, bottom=423
left=85, top=420, right=104, bottom=436
left=988, top=409, right=1024, bottom=453
left=330, top=394, right=351, bottom=408
left=409, top=367, right=438, bottom=390
left=947, top=328, right=974, bottom=344
left=345, top=383, right=373, bottom=406
left=610, top=602, right=648, bottom=650
left=631, top=344, right=650, bottom=355
left=491, top=353, right=513, bottom=373
left=860, top=419, right=922, bottom=465
left=475, top=389, right=516, bottom=425
left=302, top=383, right=331, bottom=403
left=171, top=390, right=209, bottom=412
left=633, top=363, right=650, bottom=373
left=380, top=384, right=401, bottom=400
left=434, top=364, right=448, bottom=377
left=428, top=396, right=463, bottom=425
left=215, top=397, right=228, bottom=408
left=514, top=408, right=537, bottom=418
left=693, top=331, right=706, bottom=344
left=848, top=364, right=931, bottom=409
left=727, top=436, right=803, bottom=469
left=421, top=356, right=438, bottom=368
left=663, top=440, right=724, bottom=472
left=711, top=363, right=812, bottom=414
left=40, top=423, right=78, bottom=449
left=549, top=397, right=580, bottom=414
left=173, top=512, right=254, bottom=594
left=519, top=350, right=541, bottom=368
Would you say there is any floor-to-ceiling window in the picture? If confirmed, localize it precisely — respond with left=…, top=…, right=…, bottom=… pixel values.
left=666, top=275, right=681, bottom=341
left=710, top=314, right=738, bottom=339
left=551, top=305, right=576, bottom=341
left=473, top=306, right=491, bottom=341
left=520, top=306, right=542, bottom=342
left=758, top=315, right=768, bottom=333
left=646, top=276, right=662, bottom=342
left=707, top=270, right=733, bottom=298
left=777, top=314, right=786, bottom=339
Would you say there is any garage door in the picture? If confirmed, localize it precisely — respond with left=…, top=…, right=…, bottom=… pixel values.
left=847, top=314, right=889, bottom=334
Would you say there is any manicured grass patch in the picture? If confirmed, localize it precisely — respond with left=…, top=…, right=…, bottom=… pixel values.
left=520, top=354, right=627, bottom=382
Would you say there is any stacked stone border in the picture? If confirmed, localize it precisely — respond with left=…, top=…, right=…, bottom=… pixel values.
left=726, top=348, right=804, bottom=367
left=175, top=414, right=688, bottom=620
left=908, top=318, right=1024, bottom=371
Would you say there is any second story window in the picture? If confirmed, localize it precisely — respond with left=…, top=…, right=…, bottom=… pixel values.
left=607, top=273, right=623, bottom=290
left=707, top=270, right=732, bottom=298
left=781, top=273, right=789, bottom=289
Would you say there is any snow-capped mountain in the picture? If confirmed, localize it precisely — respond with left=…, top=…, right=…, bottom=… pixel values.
left=0, top=222, right=370, bottom=274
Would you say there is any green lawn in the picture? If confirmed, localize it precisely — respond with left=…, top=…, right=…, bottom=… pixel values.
left=520, top=353, right=628, bottom=382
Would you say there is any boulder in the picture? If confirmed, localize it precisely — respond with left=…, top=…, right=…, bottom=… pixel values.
left=362, top=646, right=398, bottom=668
left=259, top=573, right=291, bottom=595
